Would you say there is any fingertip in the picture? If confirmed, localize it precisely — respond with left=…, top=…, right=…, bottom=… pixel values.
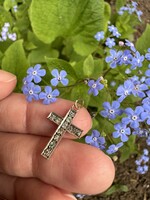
left=73, top=107, right=92, bottom=136
left=69, top=144, right=115, bottom=195
left=0, top=70, right=17, bottom=100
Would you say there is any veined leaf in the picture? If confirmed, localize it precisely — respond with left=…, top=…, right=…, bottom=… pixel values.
left=136, top=24, right=150, bottom=54
left=2, top=40, right=28, bottom=90
left=29, top=0, right=105, bottom=56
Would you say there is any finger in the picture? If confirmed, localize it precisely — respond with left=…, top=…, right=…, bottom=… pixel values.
left=0, top=133, right=115, bottom=194
left=0, top=70, right=17, bottom=100
left=0, top=173, right=77, bottom=200
left=0, top=93, right=92, bottom=137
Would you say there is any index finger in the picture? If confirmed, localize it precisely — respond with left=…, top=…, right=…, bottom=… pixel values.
left=0, top=93, right=92, bottom=137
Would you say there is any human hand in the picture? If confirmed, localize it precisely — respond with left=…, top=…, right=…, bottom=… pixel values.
left=0, top=70, right=115, bottom=200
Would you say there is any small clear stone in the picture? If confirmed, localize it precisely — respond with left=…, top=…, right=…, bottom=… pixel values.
left=54, top=134, right=60, bottom=140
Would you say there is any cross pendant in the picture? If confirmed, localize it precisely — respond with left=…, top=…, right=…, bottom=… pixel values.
left=41, top=101, right=83, bottom=159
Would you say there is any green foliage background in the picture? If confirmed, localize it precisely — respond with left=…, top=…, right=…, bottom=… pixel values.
left=0, top=0, right=149, bottom=166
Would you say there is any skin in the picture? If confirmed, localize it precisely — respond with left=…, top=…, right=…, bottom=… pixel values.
left=0, top=70, right=115, bottom=200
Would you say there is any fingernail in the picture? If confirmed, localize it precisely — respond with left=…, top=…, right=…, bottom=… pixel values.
left=65, top=194, right=77, bottom=200
left=0, top=70, right=16, bottom=83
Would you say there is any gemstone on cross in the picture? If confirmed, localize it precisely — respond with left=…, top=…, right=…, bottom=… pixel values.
left=41, top=106, right=83, bottom=159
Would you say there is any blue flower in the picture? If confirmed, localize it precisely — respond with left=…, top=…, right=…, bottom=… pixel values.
left=145, top=69, right=150, bottom=86
left=118, top=6, right=129, bottom=15
left=39, top=86, right=60, bottom=105
left=132, top=128, right=149, bottom=137
left=136, top=165, right=149, bottom=174
left=112, top=123, right=131, bottom=142
left=131, top=51, right=144, bottom=70
left=146, top=136, right=150, bottom=146
left=105, top=49, right=123, bottom=68
left=132, top=1, right=138, bottom=8
left=141, top=104, right=150, bottom=125
left=119, top=50, right=133, bottom=65
left=100, top=101, right=122, bottom=120
left=116, top=80, right=134, bottom=102
left=106, top=142, right=123, bottom=154
left=143, top=149, right=149, bottom=156
left=85, top=130, right=106, bottom=149
left=118, top=3, right=142, bottom=22
left=88, top=78, right=104, bottom=96
left=142, top=90, right=150, bottom=105
left=136, top=10, right=143, bottom=22
left=51, top=69, right=69, bottom=86
left=94, top=31, right=104, bottom=41
left=145, top=48, right=150, bottom=61
left=135, top=149, right=149, bottom=174
left=131, top=80, right=148, bottom=98
left=105, top=37, right=116, bottom=48
left=125, top=40, right=136, bottom=52
left=125, top=68, right=131, bottom=74
left=26, top=64, right=46, bottom=83
left=108, top=25, right=121, bottom=38
left=22, top=77, right=30, bottom=91
left=122, top=106, right=144, bottom=129
left=22, top=82, right=41, bottom=102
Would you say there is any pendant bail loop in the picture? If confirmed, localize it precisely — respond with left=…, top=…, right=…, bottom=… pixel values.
left=73, top=99, right=84, bottom=110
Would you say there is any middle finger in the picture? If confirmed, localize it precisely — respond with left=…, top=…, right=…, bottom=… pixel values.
left=0, top=132, right=115, bottom=194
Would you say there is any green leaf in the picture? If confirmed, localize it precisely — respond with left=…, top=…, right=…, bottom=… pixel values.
left=136, top=24, right=150, bottom=54
left=4, top=0, right=15, bottom=11
left=105, top=184, right=128, bottom=195
left=28, top=47, right=59, bottom=65
left=120, top=135, right=137, bottom=163
left=1, top=40, right=28, bottom=91
left=103, top=2, right=111, bottom=31
left=0, top=6, right=12, bottom=27
left=45, top=57, right=78, bottom=81
left=115, top=0, right=126, bottom=11
left=83, top=55, right=94, bottom=77
left=71, top=83, right=90, bottom=107
left=29, top=0, right=105, bottom=56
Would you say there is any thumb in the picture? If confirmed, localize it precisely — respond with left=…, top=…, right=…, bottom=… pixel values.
left=0, top=70, right=17, bottom=100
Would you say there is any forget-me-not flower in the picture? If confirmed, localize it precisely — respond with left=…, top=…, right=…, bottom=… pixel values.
left=22, top=82, right=41, bottom=102
left=105, top=49, right=123, bottom=68
left=145, top=48, right=150, bottom=61
left=51, top=69, right=69, bottom=86
left=119, top=50, right=133, bottom=65
left=145, top=69, right=150, bottom=86
left=131, top=80, right=148, bottom=98
left=131, top=51, right=144, bottom=70
left=122, top=106, right=144, bottom=129
left=142, top=90, right=150, bottom=105
left=88, top=78, right=104, bottom=96
left=85, top=130, right=106, bottom=149
left=39, top=86, right=60, bottom=105
left=112, top=123, right=131, bottom=142
left=141, top=104, right=150, bottom=125
left=26, top=64, right=46, bottom=83
left=100, top=101, right=122, bottom=119
left=108, top=25, right=121, bottom=38
left=105, top=37, right=116, bottom=48
left=125, top=40, right=136, bottom=52
left=116, top=80, right=134, bottom=102
left=94, top=31, right=104, bottom=41
left=146, top=136, right=150, bottom=146
left=135, top=149, right=149, bottom=174
left=106, top=142, right=123, bottom=154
